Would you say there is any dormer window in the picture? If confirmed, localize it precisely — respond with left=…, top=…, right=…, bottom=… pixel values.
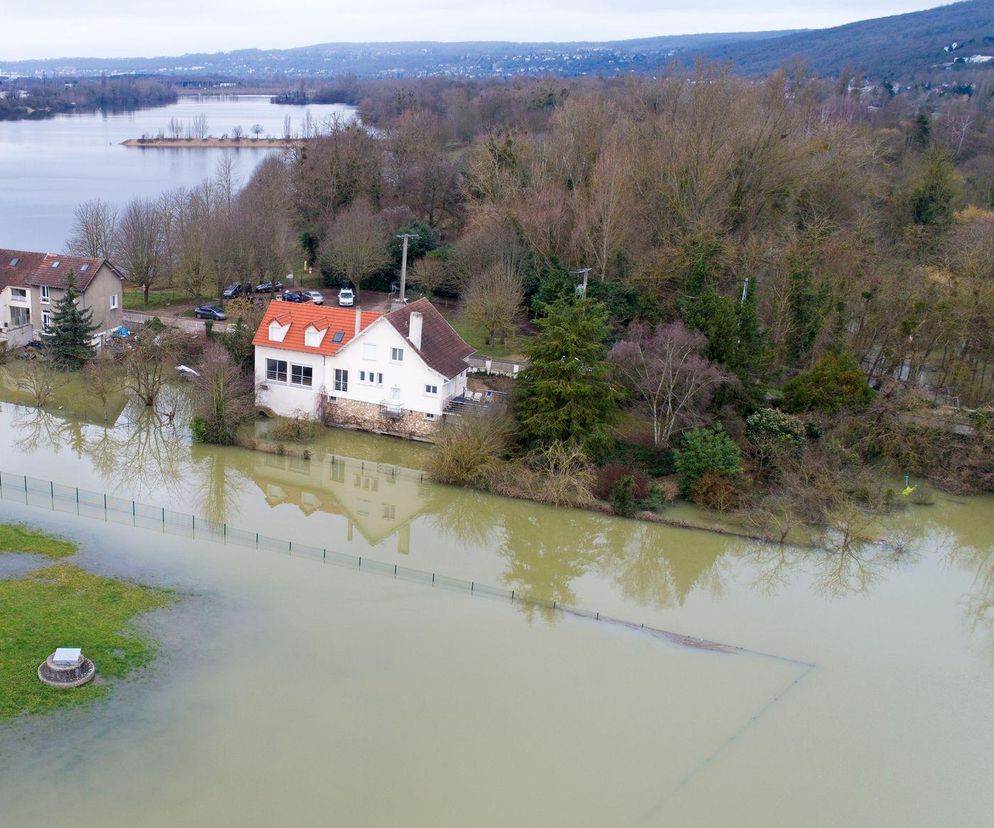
left=304, top=325, right=327, bottom=348
left=268, top=318, right=290, bottom=342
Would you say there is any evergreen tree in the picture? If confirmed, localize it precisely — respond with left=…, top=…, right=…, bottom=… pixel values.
left=47, top=270, right=98, bottom=370
left=513, top=298, right=620, bottom=451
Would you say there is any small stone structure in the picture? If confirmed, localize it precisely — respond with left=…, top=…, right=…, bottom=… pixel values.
left=38, top=647, right=95, bottom=688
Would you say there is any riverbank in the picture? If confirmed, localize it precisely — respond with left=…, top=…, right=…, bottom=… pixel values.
left=122, top=137, right=304, bottom=149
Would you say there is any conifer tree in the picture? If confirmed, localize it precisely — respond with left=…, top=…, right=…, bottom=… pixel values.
left=513, top=297, right=620, bottom=451
left=47, top=269, right=98, bottom=370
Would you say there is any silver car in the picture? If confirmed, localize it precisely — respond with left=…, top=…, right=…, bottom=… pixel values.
left=304, top=290, right=324, bottom=305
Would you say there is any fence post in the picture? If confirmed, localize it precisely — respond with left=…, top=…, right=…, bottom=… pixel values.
left=358, top=556, right=362, bottom=571
left=471, top=581, right=474, bottom=593
left=394, top=564, right=397, bottom=576
left=103, top=493, right=107, bottom=520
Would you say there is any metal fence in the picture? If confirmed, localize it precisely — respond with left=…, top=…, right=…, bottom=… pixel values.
left=0, top=468, right=812, bottom=667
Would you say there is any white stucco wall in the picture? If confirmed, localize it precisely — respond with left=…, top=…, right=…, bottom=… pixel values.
left=328, top=320, right=448, bottom=416
left=254, top=345, right=326, bottom=418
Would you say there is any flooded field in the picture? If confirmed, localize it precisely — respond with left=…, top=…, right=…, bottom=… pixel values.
left=1, top=398, right=994, bottom=825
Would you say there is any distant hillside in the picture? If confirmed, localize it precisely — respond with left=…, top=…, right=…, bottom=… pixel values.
left=695, top=0, right=994, bottom=78
left=0, top=31, right=798, bottom=81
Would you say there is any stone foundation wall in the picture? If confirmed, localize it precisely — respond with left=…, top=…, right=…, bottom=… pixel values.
left=323, top=397, right=441, bottom=441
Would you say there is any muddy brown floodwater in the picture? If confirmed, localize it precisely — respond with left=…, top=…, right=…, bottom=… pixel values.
left=0, top=398, right=993, bottom=826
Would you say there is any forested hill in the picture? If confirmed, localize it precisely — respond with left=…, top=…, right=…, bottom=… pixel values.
left=694, top=0, right=994, bottom=79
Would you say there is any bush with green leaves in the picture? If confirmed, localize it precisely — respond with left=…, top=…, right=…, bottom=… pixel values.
left=746, top=408, right=806, bottom=447
left=609, top=475, right=637, bottom=517
left=674, top=425, right=743, bottom=497
left=782, top=352, right=875, bottom=415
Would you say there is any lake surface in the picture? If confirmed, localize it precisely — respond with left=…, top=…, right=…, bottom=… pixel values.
left=0, top=95, right=355, bottom=253
left=0, top=397, right=993, bottom=825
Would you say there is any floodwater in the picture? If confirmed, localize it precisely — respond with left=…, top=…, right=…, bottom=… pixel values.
left=0, top=95, right=355, bottom=252
left=1, top=398, right=993, bottom=825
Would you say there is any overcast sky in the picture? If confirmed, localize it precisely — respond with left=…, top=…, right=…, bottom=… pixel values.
left=0, top=1, right=945, bottom=61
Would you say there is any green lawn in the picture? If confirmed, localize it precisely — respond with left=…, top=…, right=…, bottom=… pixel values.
left=448, top=318, right=533, bottom=361
left=0, top=523, right=77, bottom=558
left=123, top=288, right=203, bottom=311
left=0, top=524, right=174, bottom=720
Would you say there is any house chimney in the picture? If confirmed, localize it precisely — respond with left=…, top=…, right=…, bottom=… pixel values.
left=409, top=311, right=423, bottom=350
left=354, top=308, right=362, bottom=336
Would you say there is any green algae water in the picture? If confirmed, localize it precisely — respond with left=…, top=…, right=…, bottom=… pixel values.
left=0, top=399, right=993, bottom=825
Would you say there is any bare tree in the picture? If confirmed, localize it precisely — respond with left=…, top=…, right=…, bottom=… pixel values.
left=608, top=321, right=731, bottom=447
left=231, top=124, right=244, bottom=141
left=66, top=198, right=118, bottom=258
left=251, top=124, right=264, bottom=139
left=124, top=333, right=175, bottom=406
left=191, top=341, right=255, bottom=444
left=115, top=197, right=166, bottom=304
left=462, top=262, right=523, bottom=346
left=409, top=255, right=450, bottom=298
left=167, top=117, right=183, bottom=139
left=17, top=356, right=61, bottom=408
left=82, top=351, right=119, bottom=421
left=325, top=200, right=389, bottom=295
left=191, top=113, right=209, bottom=140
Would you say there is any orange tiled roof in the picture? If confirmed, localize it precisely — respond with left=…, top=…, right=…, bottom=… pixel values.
left=252, top=301, right=382, bottom=356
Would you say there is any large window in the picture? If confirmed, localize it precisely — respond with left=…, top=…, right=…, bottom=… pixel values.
left=42, top=311, right=52, bottom=330
left=40, top=285, right=51, bottom=304
left=291, top=364, right=313, bottom=387
left=390, top=347, right=404, bottom=362
left=11, top=288, right=26, bottom=300
left=334, top=369, right=349, bottom=393
left=266, top=359, right=288, bottom=383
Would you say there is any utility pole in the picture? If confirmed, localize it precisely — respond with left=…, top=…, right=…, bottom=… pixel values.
left=396, top=232, right=419, bottom=307
left=571, top=267, right=592, bottom=298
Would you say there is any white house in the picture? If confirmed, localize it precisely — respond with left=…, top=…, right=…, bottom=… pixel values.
left=252, top=297, right=475, bottom=438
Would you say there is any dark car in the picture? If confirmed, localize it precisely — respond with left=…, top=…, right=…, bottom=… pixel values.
left=255, top=280, right=284, bottom=294
left=194, top=305, right=227, bottom=321
left=222, top=282, right=243, bottom=299
left=279, top=291, right=312, bottom=303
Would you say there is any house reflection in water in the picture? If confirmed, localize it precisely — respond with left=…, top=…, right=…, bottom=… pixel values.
left=248, top=450, right=436, bottom=554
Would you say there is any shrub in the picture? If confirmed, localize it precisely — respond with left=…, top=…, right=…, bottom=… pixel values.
left=782, top=352, right=875, bottom=415
left=190, top=415, right=208, bottom=443
left=593, top=464, right=651, bottom=501
left=426, top=411, right=513, bottom=488
left=745, top=408, right=806, bottom=446
left=593, top=438, right=675, bottom=477
left=690, top=471, right=745, bottom=512
left=268, top=415, right=319, bottom=443
left=674, top=425, right=743, bottom=497
left=610, top=475, right=637, bottom=517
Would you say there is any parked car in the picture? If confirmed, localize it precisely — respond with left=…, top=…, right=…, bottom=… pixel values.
left=222, top=282, right=243, bottom=299
left=338, top=288, right=355, bottom=307
left=303, top=290, right=324, bottom=305
left=255, top=280, right=283, bottom=294
left=194, top=305, right=227, bottom=321
left=279, top=291, right=313, bottom=303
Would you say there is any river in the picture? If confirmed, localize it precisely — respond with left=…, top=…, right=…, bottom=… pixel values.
left=0, top=397, right=992, bottom=825
left=0, top=95, right=356, bottom=252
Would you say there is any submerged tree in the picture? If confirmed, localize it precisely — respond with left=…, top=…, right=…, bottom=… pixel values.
left=47, top=270, right=98, bottom=370
left=190, top=341, right=255, bottom=445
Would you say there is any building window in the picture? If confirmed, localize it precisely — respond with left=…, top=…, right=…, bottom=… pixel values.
left=110, top=293, right=119, bottom=310
left=40, top=286, right=51, bottom=304
left=425, top=384, right=438, bottom=395
left=363, top=343, right=377, bottom=360
left=290, top=364, right=313, bottom=387
left=334, top=369, right=349, bottom=393
left=424, top=413, right=436, bottom=421
left=266, top=358, right=287, bottom=383
left=359, top=370, right=383, bottom=386
left=11, top=288, right=26, bottom=300
left=391, top=347, right=404, bottom=362
left=382, top=504, right=396, bottom=520
left=327, top=395, right=338, bottom=403
left=42, top=311, right=52, bottom=330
